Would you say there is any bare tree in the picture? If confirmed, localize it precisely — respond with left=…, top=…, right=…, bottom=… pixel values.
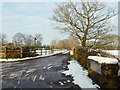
left=60, top=37, right=79, bottom=50
left=50, top=40, right=57, bottom=48
left=52, top=1, right=116, bottom=47
left=0, top=33, right=8, bottom=46
left=12, top=33, right=25, bottom=46
left=57, top=40, right=65, bottom=49
left=13, top=33, right=42, bottom=47
left=34, top=33, right=43, bottom=47
left=67, top=36, right=79, bottom=49
left=24, top=34, right=34, bottom=46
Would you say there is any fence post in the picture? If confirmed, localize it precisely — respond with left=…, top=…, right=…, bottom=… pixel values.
left=45, top=49, right=47, bottom=55
left=72, top=47, right=75, bottom=56
left=20, top=47, right=22, bottom=58
left=41, top=48, right=42, bottom=55
left=5, top=47, right=6, bottom=58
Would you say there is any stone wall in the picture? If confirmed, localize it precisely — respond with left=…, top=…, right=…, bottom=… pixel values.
left=72, top=46, right=120, bottom=89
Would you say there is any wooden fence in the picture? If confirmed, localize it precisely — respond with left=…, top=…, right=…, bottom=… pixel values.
left=0, top=46, right=34, bottom=58
left=36, top=48, right=67, bottom=55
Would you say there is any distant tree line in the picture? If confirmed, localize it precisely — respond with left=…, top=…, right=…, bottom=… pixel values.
left=51, top=37, right=80, bottom=50
left=51, top=34, right=120, bottom=50
left=90, top=34, right=120, bottom=50
left=0, top=33, right=8, bottom=46
left=0, top=33, right=42, bottom=47
left=0, top=33, right=119, bottom=50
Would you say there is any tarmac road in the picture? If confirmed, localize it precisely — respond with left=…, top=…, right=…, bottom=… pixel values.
left=1, top=54, right=80, bottom=89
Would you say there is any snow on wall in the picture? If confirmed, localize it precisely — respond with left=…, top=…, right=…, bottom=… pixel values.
left=88, top=56, right=118, bottom=64
left=62, top=60, right=99, bottom=89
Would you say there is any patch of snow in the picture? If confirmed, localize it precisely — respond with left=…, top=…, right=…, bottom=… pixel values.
left=39, top=75, right=45, bottom=81
left=53, top=50, right=67, bottom=54
left=62, top=60, right=99, bottom=89
left=88, top=49, right=99, bottom=52
left=43, top=67, right=46, bottom=69
left=33, top=75, right=37, bottom=81
left=47, top=66, right=52, bottom=70
left=0, top=50, right=71, bottom=62
left=70, top=51, right=73, bottom=55
left=104, top=50, right=119, bottom=56
left=98, top=53, right=101, bottom=56
left=36, top=50, right=51, bottom=55
left=62, top=51, right=70, bottom=54
left=67, top=80, right=71, bottom=82
left=26, top=68, right=36, bottom=73
left=9, top=73, right=18, bottom=78
left=63, top=81, right=67, bottom=83
left=59, top=81, right=64, bottom=86
left=104, top=50, right=120, bottom=60
left=0, top=51, right=67, bottom=62
left=39, top=75, right=43, bottom=80
left=63, top=67, right=66, bottom=69
left=23, top=73, right=30, bottom=78
left=41, top=77, right=45, bottom=80
left=88, top=49, right=94, bottom=52
left=31, top=75, right=35, bottom=80
left=9, top=70, right=25, bottom=78
left=47, top=64, right=51, bottom=66
left=50, top=86, right=52, bottom=88
left=88, top=56, right=118, bottom=64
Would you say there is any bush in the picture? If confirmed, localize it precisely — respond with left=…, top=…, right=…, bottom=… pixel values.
left=73, top=47, right=89, bottom=69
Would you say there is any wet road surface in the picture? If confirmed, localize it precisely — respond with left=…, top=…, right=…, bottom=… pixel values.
left=1, top=54, right=78, bottom=89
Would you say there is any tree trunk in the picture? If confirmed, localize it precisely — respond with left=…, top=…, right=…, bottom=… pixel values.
left=82, top=33, right=87, bottom=47
left=82, top=40, right=86, bottom=47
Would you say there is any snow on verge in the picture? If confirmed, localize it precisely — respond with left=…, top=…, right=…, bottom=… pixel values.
left=104, top=50, right=119, bottom=56
left=62, top=60, right=100, bottom=89
left=88, top=56, right=118, bottom=64
left=0, top=54, right=55, bottom=62
left=0, top=51, right=70, bottom=62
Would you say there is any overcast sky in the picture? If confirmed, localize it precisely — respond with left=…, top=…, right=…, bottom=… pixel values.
left=1, top=1, right=119, bottom=45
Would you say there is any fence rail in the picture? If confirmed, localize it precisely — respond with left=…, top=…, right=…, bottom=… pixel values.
left=0, top=46, right=34, bottom=58
left=0, top=46, right=68, bottom=58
